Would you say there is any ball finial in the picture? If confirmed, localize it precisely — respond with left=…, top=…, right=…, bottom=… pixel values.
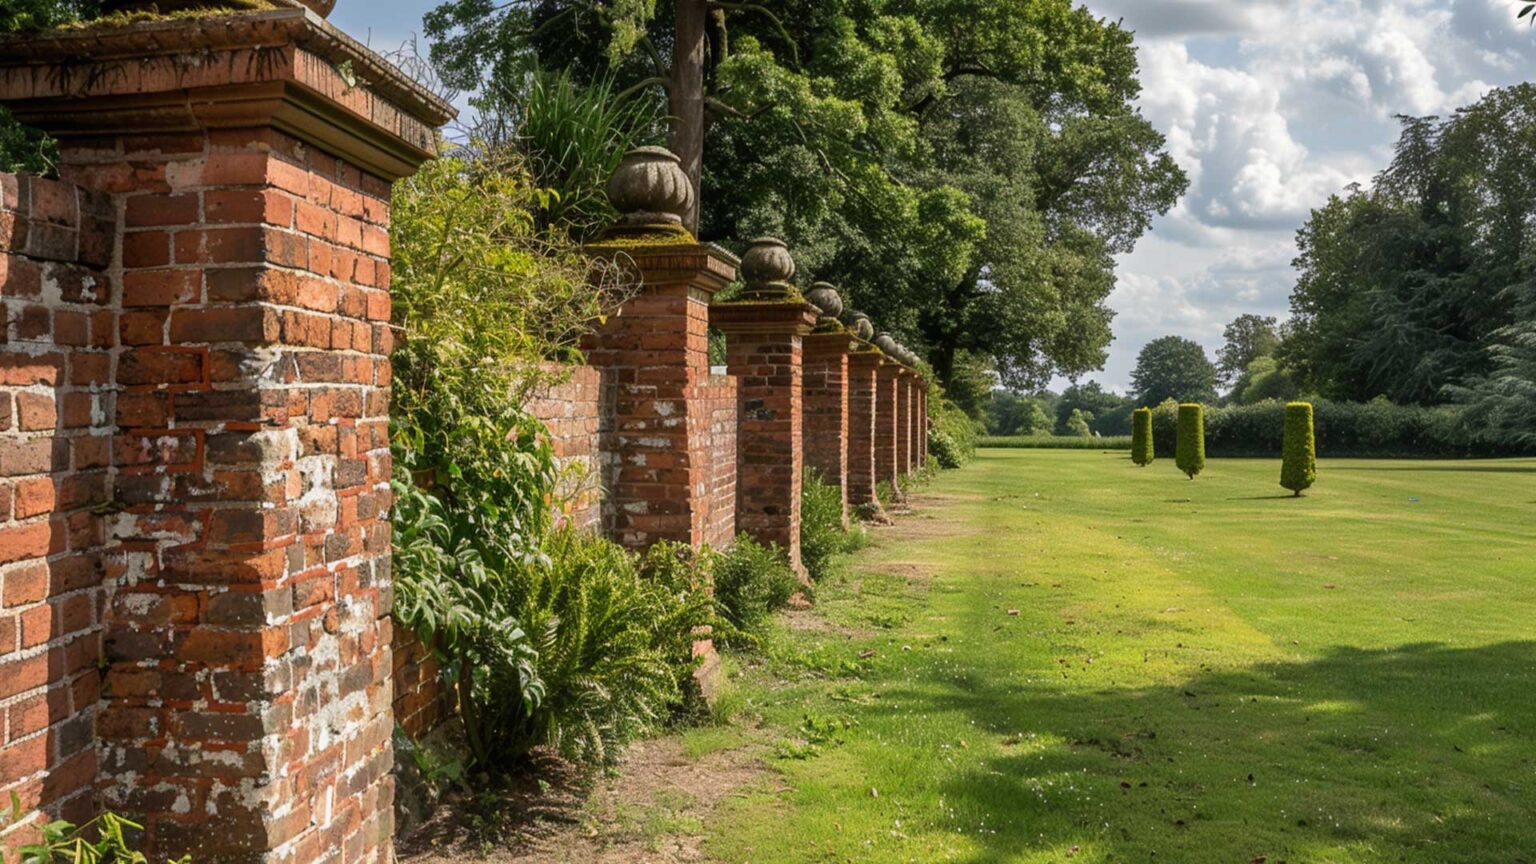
left=607, top=147, right=695, bottom=228
left=739, top=238, right=797, bottom=299
left=805, top=282, right=844, bottom=320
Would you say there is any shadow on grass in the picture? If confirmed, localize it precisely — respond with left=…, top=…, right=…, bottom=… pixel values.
left=1330, top=465, right=1536, bottom=475
left=870, top=642, right=1536, bottom=864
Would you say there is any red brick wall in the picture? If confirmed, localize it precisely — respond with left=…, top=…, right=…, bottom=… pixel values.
left=0, top=173, right=116, bottom=842
left=43, top=128, right=399, bottom=862
left=391, top=629, right=451, bottom=744
left=717, top=317, right=810, bottom=573
left=697, top=373, right=738, bottom=551
left=527, top=365, right=602, bottom=532
left=846, top=351, right=882, bottom=512
left=876, top=365, right=901, bottom=493
left=803, top=337, right=850, bottom=519
left=897, top=373, right=914, bottom=476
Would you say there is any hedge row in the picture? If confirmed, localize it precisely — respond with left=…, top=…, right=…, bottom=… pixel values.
left=1147, top=399, right=1531, bottom=458
left=979, top=435, right=1133, bottom=450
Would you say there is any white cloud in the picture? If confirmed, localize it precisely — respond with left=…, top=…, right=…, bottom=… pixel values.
left=1072, top=0, right=1536, bottom=392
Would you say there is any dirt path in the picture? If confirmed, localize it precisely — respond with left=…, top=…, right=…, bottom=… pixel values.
left=399, top=731, right=775, bottom=864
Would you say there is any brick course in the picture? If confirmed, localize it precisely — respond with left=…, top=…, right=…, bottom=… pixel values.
left=0, top=174, right=116, bottom=843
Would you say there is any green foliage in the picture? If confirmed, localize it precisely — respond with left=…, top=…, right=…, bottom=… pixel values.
left=1230, top=355, right=1300, bottom=406
left=1052, top=381, right=1134, bottom=436
left=1133, top=336, right=1218, bottom=407
left=1064, top=408, right=1094, bottom=438
left=1216, top=314, right=1279, bottom=388
left=985, top=390, right=1052, bottom=436
left=1281, top=402, right=1317, bottom=496
left=423, top=0, right=1186, bottom=397
left=0, top=797, right=188, bottom=864
left=390, top=150, right=620, bottom=542
left=510, top=528, right=713, bottom=766
left=1448, top=276, right=1536, bottom=447
left=1131, top=407, right=1154, bottom=466
left=927, top=381, right=980, bottom=468
left=1175, top=403, right=1205, bottom=480
left=712, top=537, right=800, bottom=648
left=473, top=69, right=656, bottom=239
left=1284, top=85, right=1536, bottom=406
left=1145, top=398, right=1521, bottom=459
left=978, top=435, right=1131, bottom=450
left=0, top=0, right=100, bottom=174
left=388, top=149, right=703, bottom=772
left=389, top=476, right=544, bottom=770
left=800, top=470, right=862, bottom=583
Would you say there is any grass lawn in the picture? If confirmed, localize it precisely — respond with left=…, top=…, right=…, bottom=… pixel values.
left=705, top=449, right=1536, bottom=864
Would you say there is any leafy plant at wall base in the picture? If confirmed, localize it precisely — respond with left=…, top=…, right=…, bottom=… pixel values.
left=508, top=528, right=711, bottom=766
left=1281, top=402, right=1317, bottom=497
left=0, top=795, right=190, bottom=864
left=712, top=538, right=799, bottom=649
left=389, top=473, right=544, bottom=770
left=1132, top=408, right=1154, bottom=467
left=927, top=394, right=979, bottom=469
left=1176, top=403, right=1206, bottom=480
left=801, top=470, right=860, bottom=583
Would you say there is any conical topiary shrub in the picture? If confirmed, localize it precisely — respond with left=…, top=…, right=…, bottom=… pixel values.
left=1281, top=401, right=1316, bottom=496
left=1175, top=403, right=1205, bottom=480
left=1132, top=407, right=1154, bottom=467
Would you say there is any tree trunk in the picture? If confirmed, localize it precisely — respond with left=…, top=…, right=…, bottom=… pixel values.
left=671, top=0, right=707, bottom=234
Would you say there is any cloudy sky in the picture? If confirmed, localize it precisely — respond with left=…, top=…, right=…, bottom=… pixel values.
left=1076, top=0, right=1536, bottom=391
left=335, top=0, right=1536, bottom=392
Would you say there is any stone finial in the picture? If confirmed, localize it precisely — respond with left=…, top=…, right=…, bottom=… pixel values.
left=739, top=237, right=797, bottom=300
left=846, top=312, right=875, bottom=342
left=608, top=146, right=696, bottom=228
left=805, top=282, right=844, bottom=320
left=875, top=334, right=900, bottom=356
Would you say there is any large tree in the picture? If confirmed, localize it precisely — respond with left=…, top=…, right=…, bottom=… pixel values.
left=424, top=0, right=1185, bottom=394
left=1216, top=313, right=1278, bottom=388
left=1131, top=335, right=1217, bottom=407
left=1283, top=85, right=1536, bottom=405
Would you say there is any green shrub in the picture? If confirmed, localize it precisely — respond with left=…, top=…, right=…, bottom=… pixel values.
left=1065, top=408, right=1094, bottom=437
left=978, top=435, right=1132, bottom=450
left=1132, top=407, right=1154, bottom=466
left=1281, top=402, right=1317, bottom=496
left=1176, top=403, right=1205, bottom=479
left=510, top=529, right=714, bottom=767
left=390, top=476, right=543, bottom=771
left=1150, top=398, right=1181, bottom=457
left=712, top=537, right=800, bottom=648
left=928, top=393, right=979, bottom=469
left=801, top=470, right=855, bottom=582
left=1175, top=399, right=1521, bottom=458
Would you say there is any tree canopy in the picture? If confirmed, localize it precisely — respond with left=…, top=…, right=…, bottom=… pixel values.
left=1216, top=314, right=1279, bottom=388
left=424, top=0, right=1186, bottom=398
left=1282, top=85, right=1536, bottom=405
left=1131, top=335, right=1217, bottom=407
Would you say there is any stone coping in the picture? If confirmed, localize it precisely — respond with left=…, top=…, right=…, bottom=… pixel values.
left=0, top=7, right=454, bottom=129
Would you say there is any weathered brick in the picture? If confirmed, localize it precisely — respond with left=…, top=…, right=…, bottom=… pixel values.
left=15, top=392, right=55, bottom=431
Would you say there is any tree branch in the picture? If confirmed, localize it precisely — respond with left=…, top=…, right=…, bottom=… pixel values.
left=704, top=96, right=767, bottom=121
left=618, top=75, right=674, bottom=102
left=708, top=1, right=801, bottom=68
